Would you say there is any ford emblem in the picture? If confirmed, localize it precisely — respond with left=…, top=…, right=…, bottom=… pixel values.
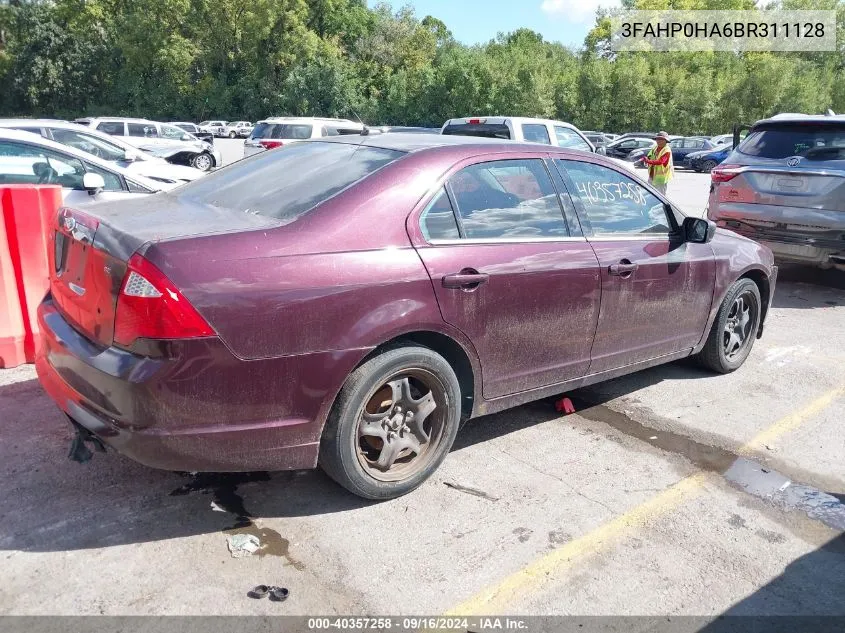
left=786, top=157, right=801, bottom=167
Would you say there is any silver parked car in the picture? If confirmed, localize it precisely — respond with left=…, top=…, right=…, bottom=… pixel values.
left=707, top=114, right=845, bottom=270
left=0, top=119, right=205, bottom=185
left=75, top=117, right=222, bottom=171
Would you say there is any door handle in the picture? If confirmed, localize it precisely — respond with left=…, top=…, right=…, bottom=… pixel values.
left=442, top=269, right=490, bottom=290
left=608, top=260, right=639, bottom=278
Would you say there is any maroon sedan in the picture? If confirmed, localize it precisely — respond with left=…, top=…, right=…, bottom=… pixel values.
left=36, top=134, right=777, bottom=499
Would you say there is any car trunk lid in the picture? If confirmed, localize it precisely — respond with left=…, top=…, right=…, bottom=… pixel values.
left=48, top=195, right=281, bottom=347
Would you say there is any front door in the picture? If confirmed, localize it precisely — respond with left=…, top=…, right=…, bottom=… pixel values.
left=410, top=156, right=602, bottom=399
left=555, top=158, right=716, bottom=374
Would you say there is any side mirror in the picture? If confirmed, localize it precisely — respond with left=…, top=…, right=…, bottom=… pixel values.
left=123, top=150, right=139, bottom=162
left=683, top=216, right=717, bottom=244
left=82, top=172, right=105, bottom=195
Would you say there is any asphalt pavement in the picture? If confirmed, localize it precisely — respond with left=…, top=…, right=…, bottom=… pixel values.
left=0, top=141, right=842, bottom=618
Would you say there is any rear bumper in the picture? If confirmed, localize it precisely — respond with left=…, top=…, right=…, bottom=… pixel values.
left=35, top=298, right=364, bottom=472
left=708, top=202, right=845, bottom=267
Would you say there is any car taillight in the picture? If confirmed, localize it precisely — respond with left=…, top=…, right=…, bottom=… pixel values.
left=114, top=253, right=214, bottom=347
left=467, top=118, right=485, bottom=125
left=711, top=164, right=742, bottom=183
left=259, top=140, right=285, bottom=150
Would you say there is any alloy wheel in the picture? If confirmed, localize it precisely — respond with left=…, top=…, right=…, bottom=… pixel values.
left=723, top=291, right=756, bottom=361
left=193, top=153, right=212, bottom=171
left=355, top=369, right=447, bottom=482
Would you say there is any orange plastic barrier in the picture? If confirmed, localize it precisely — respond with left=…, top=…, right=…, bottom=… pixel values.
left=0, top=186, right=62, bottom=368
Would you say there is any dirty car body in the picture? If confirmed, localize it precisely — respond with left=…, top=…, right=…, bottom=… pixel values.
left=707, top=116, right=845, bottom=270
left=36, top=135, right=776, bottom=498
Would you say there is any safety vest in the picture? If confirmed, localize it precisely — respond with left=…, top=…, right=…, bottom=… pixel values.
left=647, top=144, right=674, bottom=185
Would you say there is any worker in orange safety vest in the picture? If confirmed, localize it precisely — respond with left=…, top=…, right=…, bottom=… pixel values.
left=641, top=131, right=674, bottom=196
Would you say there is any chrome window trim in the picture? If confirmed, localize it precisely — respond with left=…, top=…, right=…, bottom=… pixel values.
left=428, top=236, right=588, bottom=245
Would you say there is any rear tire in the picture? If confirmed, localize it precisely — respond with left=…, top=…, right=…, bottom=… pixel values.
left=319, top=346, right=461, bottom=500
left=695, top=278, right=761, bottom=374
left=229, top=131, right=236, bottom=138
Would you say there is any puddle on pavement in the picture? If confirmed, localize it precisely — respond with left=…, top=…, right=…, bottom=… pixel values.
left=170, top=472, right=305, bottom=569
left=572, top=401, right=738, bottom=474
left=570, top=399, right=845, bottom=532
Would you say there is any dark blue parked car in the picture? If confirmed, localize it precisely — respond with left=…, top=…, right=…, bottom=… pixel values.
left=686, top=143, right=732, bottom=172
left=629, top=136, right=716, bottom=169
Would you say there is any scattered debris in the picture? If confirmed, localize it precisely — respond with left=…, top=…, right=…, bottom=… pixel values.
left=248, top=585, right=290, bottom=602
left=228, top=533, right=261, bottom=558
left=210, top=501, right=226, bottom=513
left=443, top=480, right=500, bottom=502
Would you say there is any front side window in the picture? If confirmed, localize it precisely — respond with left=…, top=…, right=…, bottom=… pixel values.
left=448, top=159, right=568, bottom=239
left=0, top=140, right=85, bottom=188
left=522, top=124, right=551, bottom=145
left=554, top=126, right=592, bottom=151
left=161, top=124, right=188, bottom=140
left=558, top=159, right=671, bottom=236
left=127, top=123, right=159, bottom=138
left=96, top=121, right=124, bottom=136
left=420, top=188, right=460, bottom=241
left=82, top=161, right=124, bottom=191
left=177, top=141, right=403, bottom=223
left=50, top=128, right=127, bottom=162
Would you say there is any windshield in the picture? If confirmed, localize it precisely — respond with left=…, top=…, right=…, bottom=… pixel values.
left=198, top=121, right=211, bottom=126
left=176, top=141, right=404, bottom=222
left=738, top=124, right=845, bottom=160
left=250, top=122, right=313, bottom=140
left=46, top=128, right=128, bottom=162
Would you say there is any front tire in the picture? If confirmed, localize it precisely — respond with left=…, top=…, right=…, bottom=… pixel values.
left=695, top=278, right=761, bottom=374
left=702, top=159, right=717, bottom=173
left=191, top=152, right=213, bottom=171
left=319, top=346, right=462, bottom=500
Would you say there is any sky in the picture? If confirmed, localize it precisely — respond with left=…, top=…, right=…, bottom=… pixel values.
left=370, top=0, right=621, bottom=48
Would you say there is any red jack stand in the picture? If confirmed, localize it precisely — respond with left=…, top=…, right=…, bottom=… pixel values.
left=554, top=397, right=576, bottom=415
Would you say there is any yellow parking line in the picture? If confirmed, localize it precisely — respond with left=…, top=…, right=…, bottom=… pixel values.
left=739, top=385, right=845, bottom=455
left=445, top=385, right=845, bottom=616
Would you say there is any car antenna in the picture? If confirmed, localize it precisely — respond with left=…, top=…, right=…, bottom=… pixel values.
left=349, top=109, right=369, bottom=135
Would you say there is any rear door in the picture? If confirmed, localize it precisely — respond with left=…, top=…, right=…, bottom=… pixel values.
left=409, top=154, right=602, bottom=399
left=556, top=158, right=715, bottom=373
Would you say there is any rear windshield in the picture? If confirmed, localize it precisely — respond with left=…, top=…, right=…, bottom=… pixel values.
left=739, top=124, right=845, bottom=161
left=251, top=122, right=313, bottom=140
left=442, top=123, right=511, bottom=140
left=176, top=141, right=404, bottom=222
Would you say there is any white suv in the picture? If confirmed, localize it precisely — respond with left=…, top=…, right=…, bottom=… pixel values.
left=76, top=117, right=222, bottom=171
left=244, top=117, right=364, bottom=157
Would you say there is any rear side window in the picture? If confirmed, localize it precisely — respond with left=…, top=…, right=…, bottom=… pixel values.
left=96, top=121, right=124, bottom=136
left=739, top=124, right=845, bottom=160
left=442, top=123, right=512, bottom=140
left=554, top=126, right=591, bottom=151
left=420, top=188, right=460, bottom=240
left=448, top=159, right=568, bottom=239
left=177, top=141, right=404, bottom=223
left=127, top=123, right=158, bottom=138
left=522, top=124, right=551, bottom=145
left=251, top=122, right=313, bottom=140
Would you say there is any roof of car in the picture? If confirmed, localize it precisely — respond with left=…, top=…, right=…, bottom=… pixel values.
left=755, top=113, right=845, bottom=126
left=257, top=117, right=362, bottom=126
left=443, top=116, right=581, bottom=129
left=0, top=118, right=76, bottom=127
